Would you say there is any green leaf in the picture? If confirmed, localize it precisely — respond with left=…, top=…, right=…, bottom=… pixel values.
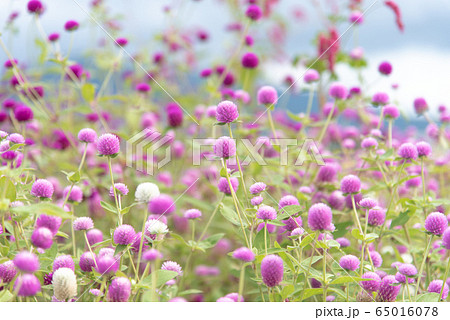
left=300, top=288, right=323, bottom=301
left=178, top=289, right=202, bottom=296
left=330, top=276, right=369, bottom=285
left=416, top=292, right=440, bottom=302
left=332, top=221, right=353, bottom=238
left=82, top=83, right=95, bottom=102
left=219, top=204, right=248, bottom=227
left=390, top=210, right=411, bottom=229
left=351, top=228, right=364, bottom=241
left=300, top=233, right=316, bottom=248
left=281, top=284, right=295, bottom=300
left=364, top=233, right=379, bottom=242
left=171, top=233, right=189, bottom=246
left=219, top=167, right=228, bottom=178
left=0, top=290, right=13, bottom=302
left=11, top=203, right=73, bottom=220
left=67, top=171, right=80, bottom=183
left=140, top=270, right=178, bottom=288
left=0, top=176, right=16, bottom=202
left=114, top=244, right=128, bottom=256
left=198, top=233, right=224, bottom=250
left=100, top=201, right=118, bottom=214
left=253, top=229, right=265, bottom=251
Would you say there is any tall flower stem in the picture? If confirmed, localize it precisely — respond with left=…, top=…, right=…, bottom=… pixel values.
left=238, top=264, right=246, bottom=301
left=322, top=246, right=327, bottom=302
left=438, top=254, right=450, bottom=301
left=107, top=156, right=122, bottom=225
left=198, top=196, right=223, bottom=241
left=317, top=100, right=336, bottom=145
left=135, top=207, right=149, bottom=282
left=421, top=158, right=427, bottom=209
left=264, top=221, right=268, bottom=256
left=150, top=261, right=157, bottom=302
left=83, top=231, right=98, bottom=269
left=299, top=231, right=318, bottom=301
left=266, top=108, right=278, bottom=144
left=414, top=235, right=433, bottom=300
left=351, top=195, right=363, bottom=234
left=227, top=124, right=249, bottom=206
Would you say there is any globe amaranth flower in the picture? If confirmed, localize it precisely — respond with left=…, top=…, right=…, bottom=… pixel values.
left=261, top=255, right=284, bottom=287
left=360, top=272, right=381, bottom=292
left=232, top=247, right=255, bottom=262
left=14, top=251, right=39, bottom=273
left=304, top=69, right=320, bottom=83
left=225, top=293, right=244, bottom=302
left=317, top=164, right=338, bottom=183
left=218, top=177, right=239, bottom=195
left=428, top=280, right=449, bottom=300
left=395, top=272, right=415, bottom=284
left=113, top=224, right=136, bottom=245
left=369, top=251, right=383, bottom=268
left=279, top=195, right=300, bottom=209
left=86, top=229, right=103, bottom=246
left=110, top=183, right=129, bottom=197
left=79, top=252, right=96, bottom=272
left=249, top=182, right=266, bottom=194
left=282, top=216, right=303, bottom=232
left=414, top=97, right=428, bottom=115
left=251, top=196, right=263, bottom=206
left=135, top=182, right=160, bottom=203
left=148, top=194, right=175, bottom=215
left=161, top=261, right=183, bottom=276
left=425, top=212, right=448, bottom=235
left=442, top=228, right=450, bottom=250
left=340, top=175, right=361, bottom=194
left=14, top=274, right=41, bottom=297
left=14, top=105, right=34, bottom=122
left=48, top=33, right=60, bottom=42
left=376, top=275, right=401, bottom=302
left=257, top=86, right=278, bottom=105
left=398, top=142, right=418, bottom=160
left=383, top=104, right=400, bottom=119
left=27, top=0, right=44, bottom=14
left=31, top=227, right=53, bottom=249
left=53, top=255, right=75, bottom=272
left=53, top=268, right=77, bottom=301
left=107, top=277, right=131, bottom=302
left=31, top=178, right=54, bottom=198
left=336, top=237, right=351, bottom=248
left=415, top=141, right=431, bottom=157
left=241, top=52, right=259, bottom=69
left=36, top=214, right=62, bottom=236
left=166, top=103, right=183, bottom=127
left=359, top=197, right=378, bottom=209
left=245, top=4, right=262, bottom=20
left=213, top=136, right=236, bottom=159
left=77, top=128, right=97, bottom=143
left=142, top=249, right=163, bottom=262
left=361, top=137, right=378, bottom=149
left=64, top=20, right=79, bottom=31
left=372, top=92, right=389, bottom=106
left=136, top=82, right=150, bottom=93
left=368, top=207, right=386, bottom=226
left=308, top=203, right=333, bottom=231
left=0, top=261, right=17, bottom=283
left=73, top=217, right=94, bottom=231
left=216, top=297, right=234, bottom=302
left=216, top=100, right=239, bottom=124
left=339, top=255, right=360, bottom=271
left=256, top=205, right=277, bottom=221
left=378, top=61, right=392, bottom=75
left=97, top=133, right=120, bottom=156
left=349, top=10, right=364, bottom=24
left=63, top=185, right=83, bottom=203
left=329, top=83, right=348, bottom=100
left=95, top=255, right=119, bottom=275
left=184, top=209, right=202, bottom=220
left=145, top=219, right=169, bottom=240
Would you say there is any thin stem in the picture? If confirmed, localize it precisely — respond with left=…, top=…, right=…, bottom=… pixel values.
left=84, top=231, right=98, bottom=269
left=238, top=264, right=246, bottom=302
left=323, top=246, right=327, bottom=302
left=317, top=100, right=336, bottom=145
left=351, top=195, right=363, bottom=234
left=414, top=235, right=433, bottom=300
left=438, top=255, right=450, bottom=301
left=150, top=261, right=157, bottom=302
left=107, top=156, right=121, bottom=225
left=227, top=124, right=249, bottom=206
left=264, top=221, right=268, bottom=256
left=198, top=197, right=223, bottom=241
left=299, top=231, right=318, bottom=301
left=266, top=108, right=279, bottom=144
left=135, top=207, right=149, bottom=282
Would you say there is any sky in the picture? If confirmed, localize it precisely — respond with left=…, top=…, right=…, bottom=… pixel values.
left=0, top=0, right=449, bottom=118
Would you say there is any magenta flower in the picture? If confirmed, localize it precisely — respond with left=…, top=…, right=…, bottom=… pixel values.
left=232, top=247, right=255, bottom=262
left=304, top=69, right=320, bottom=83
left=251, top=196, right=263, bottom=206
left=14, top=274, right=41, bottom=297
left=414, top=97, right=428, bottom=115
left=368, top=207, right=386, bottom=226
left=442, top=228, right=450, bottom=250
left=166, top=103, right=184, bottom=127
left=339, top=255, right=360, bottom=271
left=340, top=174, right=361, bottom=194
left=359, top=197, right=378, bottom=209
left=31, top=227, right=53, bottom=249
left=27, top=0, right=44, bottom=14
left=31, top=179, right=54, bottom=199
left=282, top=216, right=303, bottom=232
left=0, top=261, right=17, bottom=283
left=245, top=4, right=262, bottom=20
left=113, top=224, right=136, bottom=245
left=13, top=251, right=39, bottom=273
left=86, top=229, right=103, bottom=246
left=377, top=275, right=401, bottom=302
left=214, top=136, right=236, bottom=159
left=249, top=182, right=266, bottom=194
left=398, top=143, right=418, bottom=160
left=329, top=83, right=348, bottom=100
left=78, top=128, right=97, bottom=143
left=73, top=217, right=94, bottom=231
left=261, top=255, right=284, bottom=287
left=378, top=61, right=392, bottom=75
left=148, top=194, right=175, bottom=215
left=217, top=177, right=239, bottom=195
left=216, top=100, right=239, bottom=124
left=279, top=195, right=300, bottom=209
left=424, top=212, right=448, bottom=235
left=97, top=133, right=120, bottom=156
left=256, top=205, right=277, bottom=221
left=184, top=209, right=202, bottom=220
left=110, top=183, right=129, bottom=197
left=308, top=203, right=333, bottom=231
left=64, top=20, right=79, bottom=31
left=142, top=249, right=163, bottom=262
left=360, top=272, right=381, bottom=292
left=95, top=255, right=119, bottom=275
left=107, top=277, right=131, bottom=302
left=36, top=214, right=62, bottom=236
left=161, top=261, right=183, bottom=276
left=428, top=280, right=449, bottom=300
left=241, top=52, right=259, bottom=69
left=63, top=186, right=83, bottom=203
left=369, top=251, right=383, bottom=268
left=79, top=252, right=96, bottom=272
left=53, top=255, right=75, bottom=272
left=415, top=141, right=432, bottom=157
left=383, top=104, right=400, bottom=119
left=257, top=86, right=278, bottom=105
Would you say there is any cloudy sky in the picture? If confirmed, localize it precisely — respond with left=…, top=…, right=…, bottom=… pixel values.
left=0, top=0, right=449, bottom=118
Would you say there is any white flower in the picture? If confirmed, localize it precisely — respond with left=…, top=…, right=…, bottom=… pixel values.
left=135, top=182, right=160, bottom=203
left=53, top=268, right=77, bottom=301
left=147, top=220, right=168, bottom=234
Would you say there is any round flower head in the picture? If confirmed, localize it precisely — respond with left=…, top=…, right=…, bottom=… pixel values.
left=232, top=247, right=255, bottom=262
left=283, top=216, right=303, bottom=231
left=31, top=179, right=54, bottom=198
left=184, top=209, right=202, bottom=220
left=53, top=255, right=75, bottom=272
left=425, top=212, right=448, bottom=235
left=361, top=272, right=381, bottom=292
left=216, top=100, right=239, bottom=124
left=279, top=195, right=300, bottom=209
left=428, top=280, right=449, bottom=300
left=442, top=228, right=450, bottom=250
left=369, top=251, right=383, bottom=268
left=64, top=20, right=79, bottom=31
left=339, top=255, right=360, bottom=271
left=63, top=185, right=83, bottom=203
left=14, top=251, right=39, bottom=273
left=214, top=136, right=236, bottom=158
left=135, top=182, right=160, bottom=203
left=377, top=275, right=401, bottom=302
left=8, top=133, right=25, bottom=144
left=86, top=229, right=103, bottom=246
left=113, top=224, right=136, bottom=245
left=36, top=214, right=62, bottom=236
left=245, top=4, right=262, bottom=20
left=336, top=237, right=351, bottom=248
left=329, top=83, right=348, bottom=100
left=261, top=255, right=284, bottom=287
left=398, top=263, right=417, bottom=277
left=166, top=103, right=183, bottom=127
left=110, top=183, right=129, bottom=197
left=241, top=52, right=259, bottom=69
left=304, top=69, right=320, bottom=83
left=73, top=217, right=94, bottom=231
left=14, top=105, right=34, bottom=122
left=349, top=10, right=364, bottom=23
left=340, top=175, right=361, bottom=194
left=225, top=293, right=244, bottom=302
left=161, top=261, right=183, bottom=276
left=79, top=252, right=96, bottom=272
left=27, top=0, right=44, bottom=14
left=136, top=82, right=151, bottom=92
left=361, top=137, right=378, bottom=149
left=398, top=143, right=418, bottom=160
left=359, top=197, right=378, bottom=209
left=415, top=141, right=431, bottom=157
left=31, top=227, right=53, bottom=249
left=148, top=194, right=175, bottom=215
left=146, top=219, right=169, bottom=238
left=372, top=92, right=389, bottom=106
left=256, top=205, right=277, bottom=221
left=382, top=104, right=400, bottom=119
left=95, top=255, right=119, bottom=275
left=14, top=274, right=41, bottom=297
left=0, top=261, right=17, bottom=283
left=414, top=97, right=428, bottom=115
left=378, top=61, right=392, bottom=75
left=107, top=277, right=131, bottom=302
left=368, top=207, right=386, bottom=226
left=97, top=133, right=120, bottom=156
left=78, top=128, right=97, bottom=143
left=218, top=177, right=239, bottom=195
left=317, top=164, right=338, bottom=183
left=53, top=268, right=77, bottom=301
left=257, top=86, right=278, bottom=105
left=251, top=196, right=263, bottom=206
left=249, top=182, right=266, bottom=194
left=308, top=203, right=333, bottom=231
left=142, top=249, right=163, bottom=262
left=216, top=297, right=234, bottom=302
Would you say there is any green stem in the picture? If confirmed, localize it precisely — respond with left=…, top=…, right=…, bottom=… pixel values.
left=107, top=156, right=121, bottom=225
left=317, top=100, right=336, bottom=145
left=438, top=255, right=450, bottom=301
left=238, top=264, right=246, bottom=301
left=135, top=207, right=149, bottom=282
left=323, top=246, right=327, bottom=302
left=264, top=221, right=268, bottom=256
left=299, top=231, right=318, bottom=301
left=351, top=195, right=363, bottom=234
left=414, top=235, right=433, bottom=300
left=84, top=231, right=98, bottom=269
left=227, top=124, right=249, bottom=207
